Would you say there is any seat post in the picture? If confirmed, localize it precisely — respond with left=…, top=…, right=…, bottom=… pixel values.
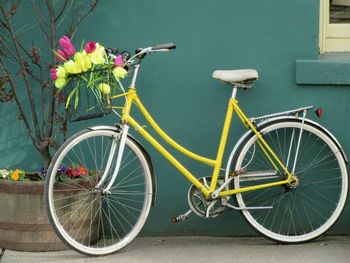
left=231, top=87, right=238, bottom=99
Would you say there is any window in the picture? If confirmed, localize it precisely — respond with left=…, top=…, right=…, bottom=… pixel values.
left=320, top=0, right=350, bottom=53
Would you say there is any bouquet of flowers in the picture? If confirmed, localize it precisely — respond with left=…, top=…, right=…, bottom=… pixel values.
left=51, top=36, right=128, bottom=113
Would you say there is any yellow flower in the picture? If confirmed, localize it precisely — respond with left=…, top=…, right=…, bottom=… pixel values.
left=56, top=66, right=66, bottom=79
left=113, top=67, right=127, bottom=80
left=82, top=51, right=92, bottom=69
left=97, top=83, right=111, bottom=94
left=11, top=169, right=20, bottom=181
left=55, top=78, right=68, bottom=89
left=89, top=43, right=106, bottom=65
left=74, top=51, right=92, bottom=72
left=64, top=60, right=82, bottom=74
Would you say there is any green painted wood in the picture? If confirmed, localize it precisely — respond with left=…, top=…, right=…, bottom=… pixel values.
left=296, top=54, right=350, bottom=85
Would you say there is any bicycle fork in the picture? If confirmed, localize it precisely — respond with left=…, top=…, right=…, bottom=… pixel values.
left=94, top=125, right=129, bottom=194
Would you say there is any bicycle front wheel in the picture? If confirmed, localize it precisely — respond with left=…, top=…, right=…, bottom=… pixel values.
left=45, top=129, right=153, bottom=256
left=232, top=119, right=348, bottom=243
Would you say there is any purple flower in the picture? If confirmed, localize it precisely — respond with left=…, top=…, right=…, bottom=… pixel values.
left=39, top=167, right=47, bottom=177
left=39, top=165, right=68, bottom=178
left=57, top=166, right=68, bottom=174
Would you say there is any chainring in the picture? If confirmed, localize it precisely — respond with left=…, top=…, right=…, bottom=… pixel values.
left=187, top=176, right=228, bottom=218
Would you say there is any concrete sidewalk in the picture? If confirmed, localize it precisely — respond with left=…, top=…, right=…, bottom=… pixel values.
left=1, top=236, right=350, bottom=263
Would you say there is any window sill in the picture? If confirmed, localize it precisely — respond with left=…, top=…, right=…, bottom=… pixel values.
left=296, top=52, right=350, bottom=85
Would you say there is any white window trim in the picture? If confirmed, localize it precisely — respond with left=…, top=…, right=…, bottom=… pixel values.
left=319, top=0, right=350, bottom=53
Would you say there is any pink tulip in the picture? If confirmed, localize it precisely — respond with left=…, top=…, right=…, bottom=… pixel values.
left=50, top=68, right=58, bottom=80
left=114, top=55, right=124, bottom=67
left=59, top=36, right=75, bottom=57
left=56, top=49, right=68, bottom=62
left=64, top=45, right=75, bottom=57
left=84, top=41, right=96, bottom=54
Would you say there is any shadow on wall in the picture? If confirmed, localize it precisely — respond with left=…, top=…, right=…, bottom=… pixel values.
left=0, top=103, right=40, bottom=170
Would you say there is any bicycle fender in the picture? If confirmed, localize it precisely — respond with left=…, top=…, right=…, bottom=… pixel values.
left=88, top=125, right=158, bottom=206
left=225, top=116, right=348, bottom=180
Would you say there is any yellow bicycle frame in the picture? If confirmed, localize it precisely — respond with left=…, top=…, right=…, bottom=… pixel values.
left=112, top=87, right=293, bottom=199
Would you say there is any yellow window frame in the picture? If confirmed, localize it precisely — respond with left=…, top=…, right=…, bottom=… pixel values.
left=319, top=0, right=350, bottom=53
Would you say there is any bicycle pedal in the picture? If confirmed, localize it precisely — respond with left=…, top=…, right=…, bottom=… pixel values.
left=172, top=210, right=192, bottom=223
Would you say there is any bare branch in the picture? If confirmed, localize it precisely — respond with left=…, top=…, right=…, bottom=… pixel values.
left=0, top=37, right=20, bottom=62
left=0, top=55, right=40, bottom=151
left=31, top=1, right=50, bottom=40
left=54, top=0, right=69, bottom=22
left=0, top=18, right=9, bottom=30
left=0, top=0, right=99, bottom=165
left=1, top=0, right=21, bottom=20
left=45, top=0, right=58, bottom=138
left=68, top=0, right=100, bottom=37
left=0, top=76, right=15, bottom=102
left=0, top=5, right=42, bottom=142
left=0, top=40, right=45, bottom=90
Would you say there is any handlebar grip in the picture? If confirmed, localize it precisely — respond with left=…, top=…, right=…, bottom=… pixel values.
left=151, top=43, right=176, bottom=51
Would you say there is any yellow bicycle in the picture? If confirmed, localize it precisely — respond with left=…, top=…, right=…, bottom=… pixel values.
left=45, top=43, right=348, bottom=256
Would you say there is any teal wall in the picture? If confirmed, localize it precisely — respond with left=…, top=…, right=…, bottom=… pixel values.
left=2, top=0, right=350, bottom=236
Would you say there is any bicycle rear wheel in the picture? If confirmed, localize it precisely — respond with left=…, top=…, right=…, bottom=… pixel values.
left=45, top=129, right=153, bottom=256
left=232, top=119, right=348, bottom=243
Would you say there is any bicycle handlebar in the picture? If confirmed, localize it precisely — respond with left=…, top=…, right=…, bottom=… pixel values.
left=150, top=43, right=176, bottom=51
left=106, top=42, right=176, bottom=62
left=134, top=42, right=176, bottom=60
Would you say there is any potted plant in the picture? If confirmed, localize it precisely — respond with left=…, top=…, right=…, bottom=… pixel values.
left=0, top=164, right=100, bottom=252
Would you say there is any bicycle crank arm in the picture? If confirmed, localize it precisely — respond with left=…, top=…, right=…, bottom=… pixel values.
left=226, top=203, right=273, bottom=210
left=172, top=209, right=192, bottom=223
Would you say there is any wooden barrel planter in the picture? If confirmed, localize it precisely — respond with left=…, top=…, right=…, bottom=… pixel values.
left=0, top=180, right=67, bottom=252
left=0, top=179, right=100, bottom=252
